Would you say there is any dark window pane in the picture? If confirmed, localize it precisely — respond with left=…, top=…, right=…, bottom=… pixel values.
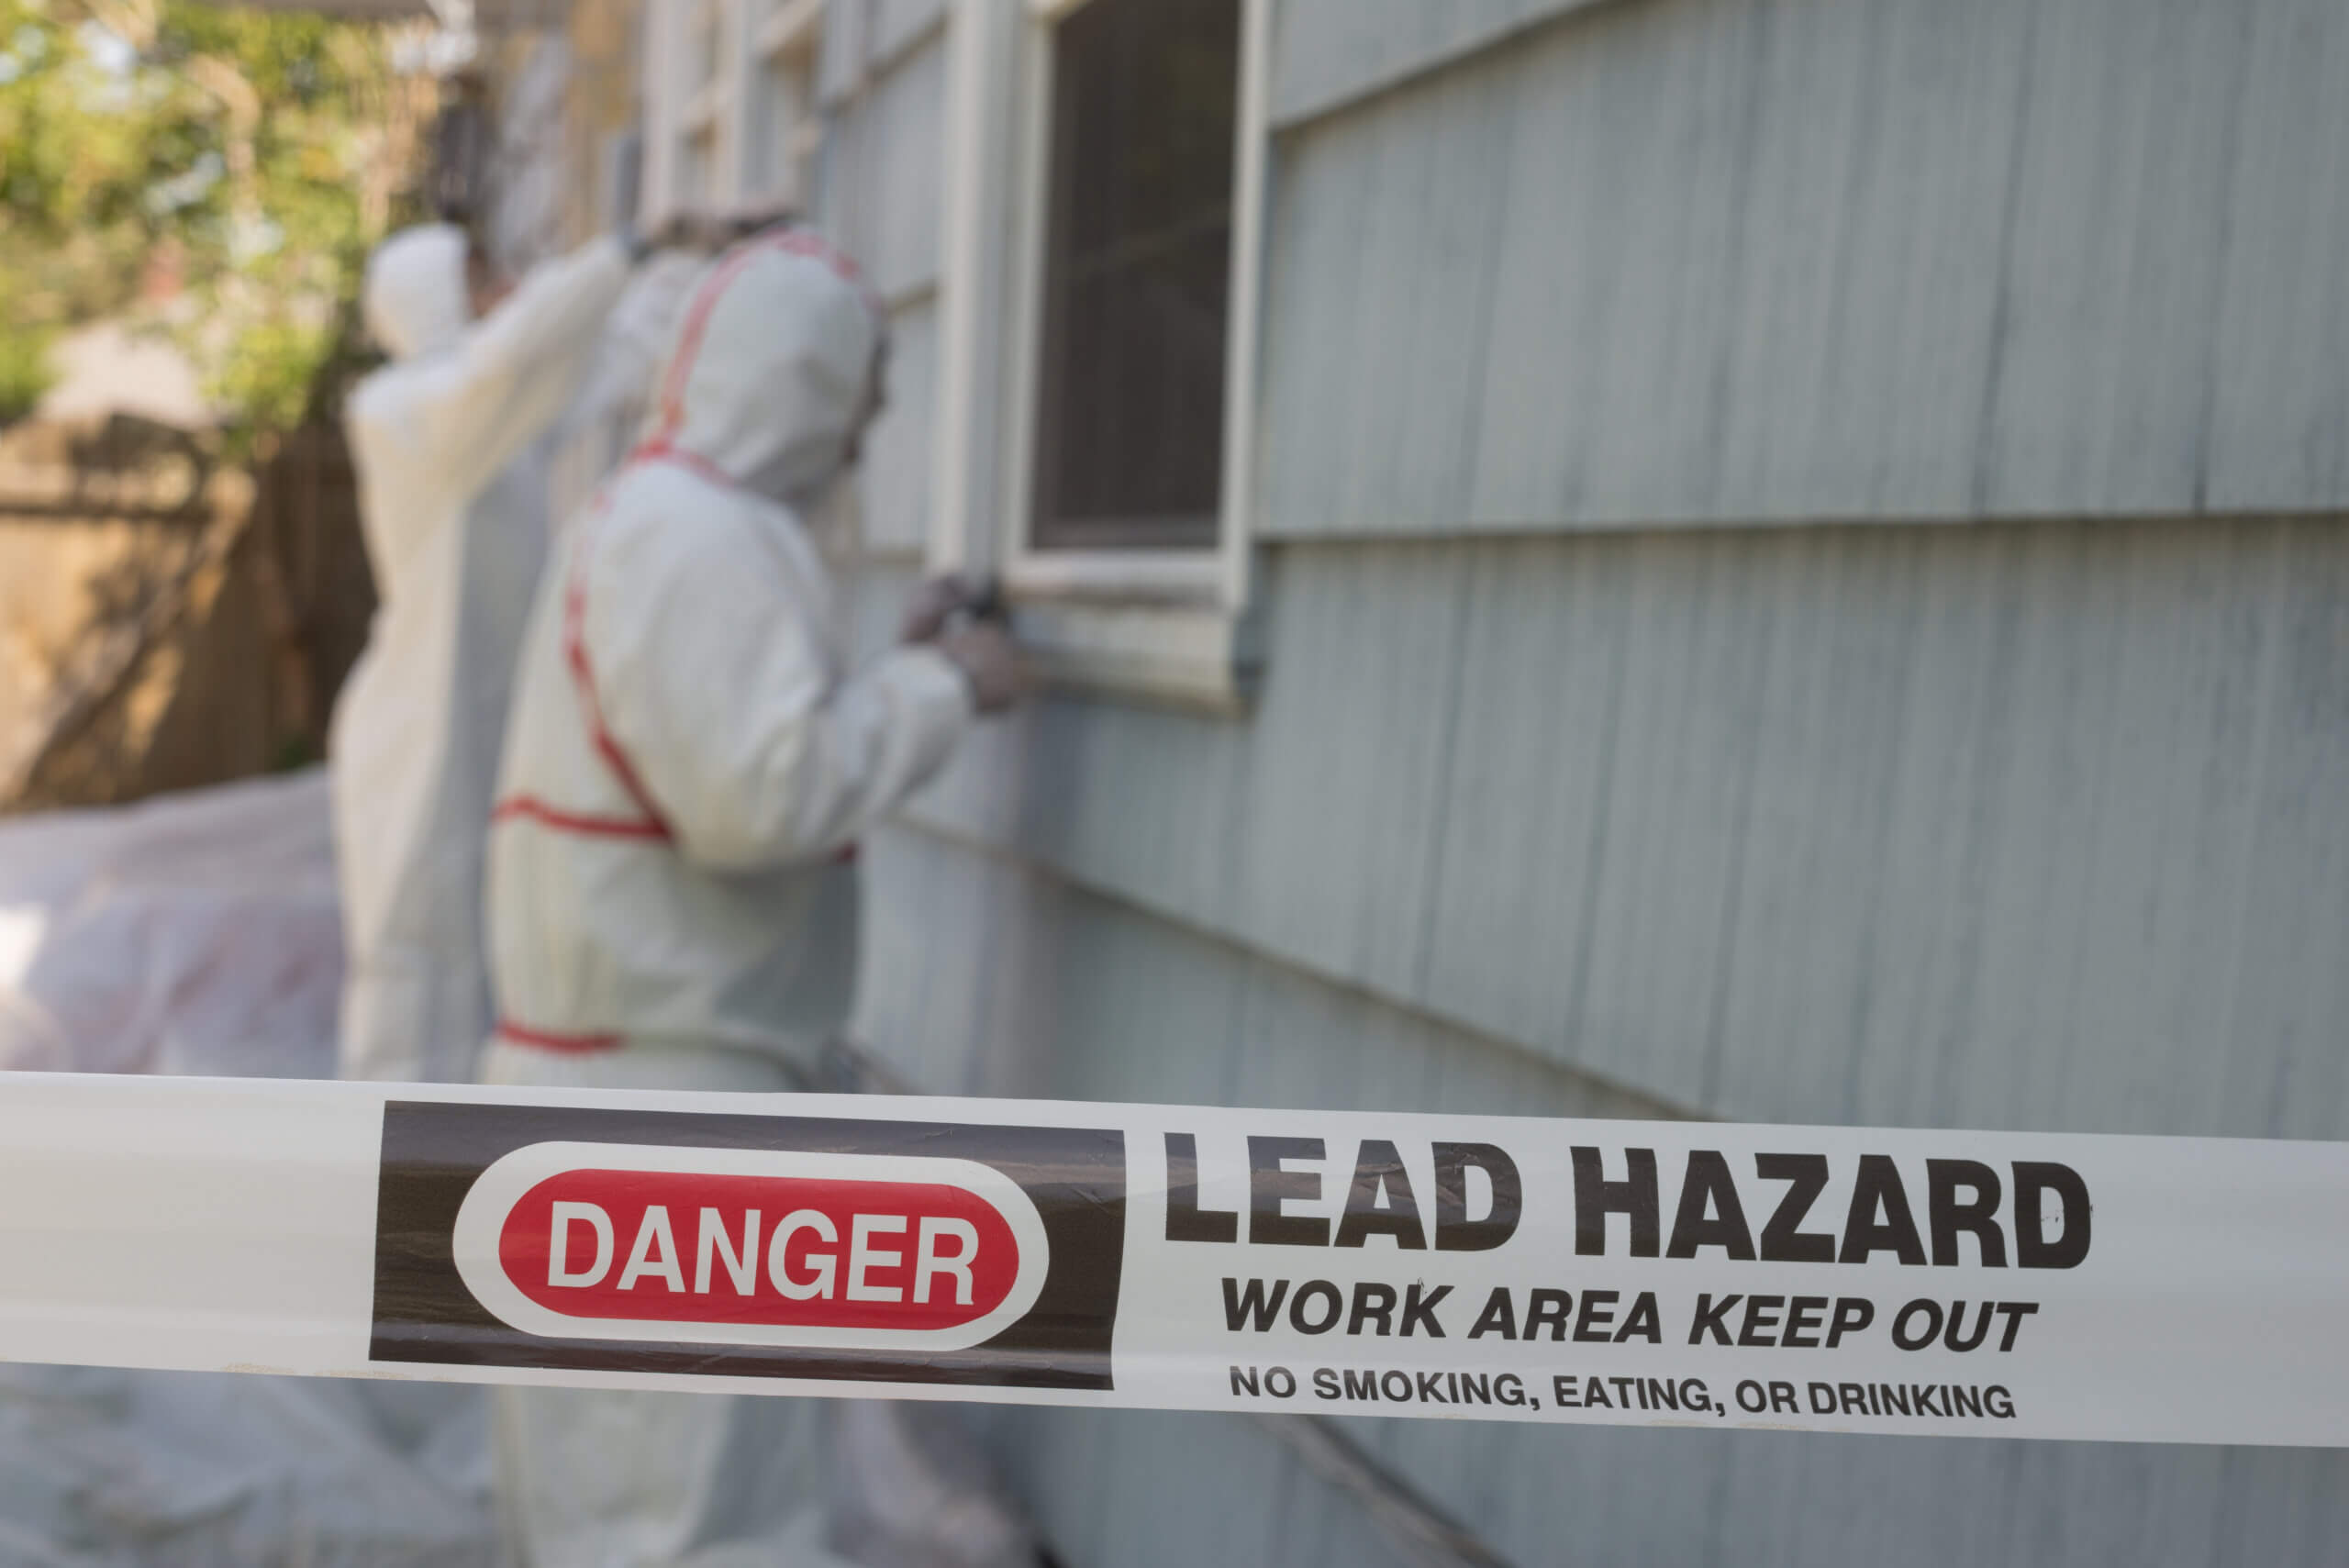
left=1032, top=0, right=1240, bottom=551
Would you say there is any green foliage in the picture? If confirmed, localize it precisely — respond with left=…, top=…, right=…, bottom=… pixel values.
left=0, top=328, right=53, bottom=424
left=0, top=0, right=427, bottom=446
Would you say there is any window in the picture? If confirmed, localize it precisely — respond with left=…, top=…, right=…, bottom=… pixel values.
left=1029, top=0, right=1241, bottom=552
left=933, top=0, right=1268, bottom=705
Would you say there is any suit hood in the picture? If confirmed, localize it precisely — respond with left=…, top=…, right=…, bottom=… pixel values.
left=640, top=229, right=885, bottom=507
left=363, top=224, right=471, bottom=361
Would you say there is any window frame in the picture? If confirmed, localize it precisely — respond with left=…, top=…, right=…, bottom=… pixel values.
left=935, top=0, right=1271, bottom=645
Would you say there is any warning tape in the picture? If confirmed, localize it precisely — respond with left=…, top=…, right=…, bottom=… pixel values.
left=1, top=1071, right=2341, bottom=1446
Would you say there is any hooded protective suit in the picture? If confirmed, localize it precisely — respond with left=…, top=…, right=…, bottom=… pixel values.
left=482, top=230, right=971, bottom=1077
left=331, top=227, right=629, bottom=1084
left=475, top=232, right=976, bottom=1568
left=547, top=248, right=715, bottom=535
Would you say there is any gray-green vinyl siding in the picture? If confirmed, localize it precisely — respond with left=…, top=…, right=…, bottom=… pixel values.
left=876, top=516, right=2349, bottom=1141
left=820, top=0, right=947, bottom=106
left=814, top=0, right=2349, bottom=1561
left=853, top=814, right=1680, bottom=1120
left=852, top=778, right=2349, bottom=1568
left=856, top=297, right=935, bottom=554
left=819, top=29, right=944, bottom=304
left=968, top=1395, right=2349, bottom=1568
left=818, top=24, right=946, bottom=556
left=1258, top=0, right=2349, bottom=537
left=1269, top=0, right=1611, bottom=127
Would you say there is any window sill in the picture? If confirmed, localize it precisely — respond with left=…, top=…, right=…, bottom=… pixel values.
left=1001, top=548, right=1223, bottom=604
left=1009, top=595, right=1261, bottom=717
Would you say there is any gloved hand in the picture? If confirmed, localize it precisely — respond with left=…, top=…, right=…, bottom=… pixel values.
left=939, top=621, right=1022, bottom=714
left=899, top=573, right=975, bottom=645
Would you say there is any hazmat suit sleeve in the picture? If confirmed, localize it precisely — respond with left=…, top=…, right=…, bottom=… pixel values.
left=584, top=502, right=974, bottom=870
left=369, top=239, right=631, bottom=583
left=550, top=250, right=708, bottom=450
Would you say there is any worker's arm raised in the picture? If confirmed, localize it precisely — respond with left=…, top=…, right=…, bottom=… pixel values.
left=422, top=236, right=632, bottom=504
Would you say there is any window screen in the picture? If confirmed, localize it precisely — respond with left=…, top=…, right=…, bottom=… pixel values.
left=1030, top=0, right=1241, bottom=551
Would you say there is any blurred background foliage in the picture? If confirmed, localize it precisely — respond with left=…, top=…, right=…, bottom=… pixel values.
left=0, top=0, right=435, bottom=448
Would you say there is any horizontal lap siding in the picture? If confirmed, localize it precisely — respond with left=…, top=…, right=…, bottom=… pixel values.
left=819, top=0, right=948, bottom=106
left=818, top=3, right=2349, bottom=1559
left=818, top=24, right=945, bottom=556
left=1257, top=0, right=2349, bottom=538
left=853, top=812, right=1680, bottom=1121
left=858, top=299, right=935, bottom=554
left=974, top=1407, right=1420, bottom=1568
left=864, top=517, right=2349, bottom=1140
left=853, top=754, right=2349, bottom=1568
left=818, top=27, right=945, bottom=303
left=868, top=0, right=944, bottom=67
left=1339, top=1418, right=2349, bottom=1567
left=1269, top=0, right=1612, bottom=128
left=2208, top=0, right=2349, bottom=508
left=981, top=1321, right=2349, bottom=1567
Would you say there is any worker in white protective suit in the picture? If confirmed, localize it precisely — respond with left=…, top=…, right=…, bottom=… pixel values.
left=546, top=246, right=717, bottom=534
left=330, top=223, right=638, bottom=1084
left=478, top=230, right=1020, bottom=1566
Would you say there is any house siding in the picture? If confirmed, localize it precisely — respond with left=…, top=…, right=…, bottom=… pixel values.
left=865, top=515, right=2349, bottom=1143
left=794, top=0, right=2349, bottom=1560
left=1269, top=0, right=1612, bottom=127
left=1257, top=0, right=2349, bottom=537
left=818, top=25, right=948, bottom=558
left=845, top=589, right=2349, bottom=1564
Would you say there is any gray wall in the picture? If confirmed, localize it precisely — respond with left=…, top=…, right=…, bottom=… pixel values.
left=817, top=0, right=2349, bottom=1562
left=851, top=774, right=2349, bottom=1568
left=881, top=516, right=2349, bottom=1143
left=1259, top=0, right=2349, bottom=536
left=818, top=7, right=945, bottom=560
left=842, top=512, right=2349, bottom=1566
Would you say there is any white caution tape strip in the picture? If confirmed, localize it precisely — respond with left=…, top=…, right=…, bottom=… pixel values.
left=0, top=1071, right=2340, bottom=1446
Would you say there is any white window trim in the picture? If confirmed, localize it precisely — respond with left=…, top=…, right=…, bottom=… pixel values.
left=930, top=0, right=1273, bottom=713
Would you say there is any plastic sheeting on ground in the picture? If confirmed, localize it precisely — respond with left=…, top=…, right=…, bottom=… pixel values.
left=0, top=771, right=1051, bottom=1568
left=0, top=768, right=343, bottom=1080
left=0, top=1368, right=496, bottom=1568
left=0, top=768, right=498, bottom=1566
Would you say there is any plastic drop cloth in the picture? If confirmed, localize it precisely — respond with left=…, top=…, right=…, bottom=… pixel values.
left=0, top=769, right=496, bottom=1566
left=0, top=771, right=1048, bottom=1568
left=0, top=769, right=343, bottom=1079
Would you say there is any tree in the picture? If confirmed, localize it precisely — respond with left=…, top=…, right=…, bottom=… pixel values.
left=0, top=0, right=436, bottom=443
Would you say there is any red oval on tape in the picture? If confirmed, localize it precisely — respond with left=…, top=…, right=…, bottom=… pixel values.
left=495, top=1169, right=1022, bottom=1331
left=451, top=1142, right=1052, bottom=1351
